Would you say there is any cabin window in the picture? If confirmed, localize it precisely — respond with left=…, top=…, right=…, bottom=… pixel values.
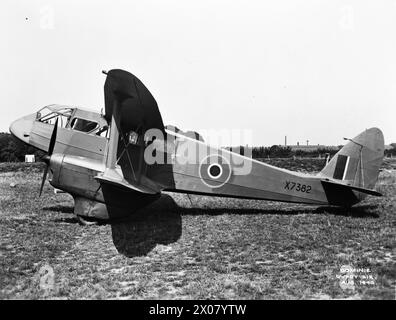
left=93, top=125, right=109, bottom=138
left=70, top=118, right=99, bottom=133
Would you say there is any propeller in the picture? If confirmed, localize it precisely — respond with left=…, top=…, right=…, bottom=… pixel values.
left=39, top=118, right=58, bottom=196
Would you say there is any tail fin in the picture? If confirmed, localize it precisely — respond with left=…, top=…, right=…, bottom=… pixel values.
left=318, top=128, right=384, bottom=190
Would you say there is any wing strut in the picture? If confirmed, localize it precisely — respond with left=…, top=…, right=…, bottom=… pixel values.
left=102, top=97, right=123, bottom=181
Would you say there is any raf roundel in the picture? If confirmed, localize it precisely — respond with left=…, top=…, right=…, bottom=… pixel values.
left=199, top=154, right=232, bottom=188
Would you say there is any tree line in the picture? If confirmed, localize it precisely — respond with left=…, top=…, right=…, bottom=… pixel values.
left=385, top=144, right=396, bottom=157
left=0, top=132, right=44, bottom=162
left=230, top=144, right=396, bottom=158
left=230, top=145, right=341, bottom=159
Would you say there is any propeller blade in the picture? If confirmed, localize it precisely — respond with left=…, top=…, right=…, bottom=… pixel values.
left=39, top=165, right=49, bottom=197
left=39, top=118, right=58, bottom=196
left=48, top=118, right=58, bottom=156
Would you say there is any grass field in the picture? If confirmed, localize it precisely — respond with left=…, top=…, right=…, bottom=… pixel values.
left=0, top=159, right=395, bottom=300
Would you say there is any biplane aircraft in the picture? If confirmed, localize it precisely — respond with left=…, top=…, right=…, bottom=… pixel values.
left=9, top=69, right=384, bottom=223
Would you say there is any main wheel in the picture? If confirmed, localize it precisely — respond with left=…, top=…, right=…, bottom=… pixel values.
left=77, top=215, right=99, bottom=226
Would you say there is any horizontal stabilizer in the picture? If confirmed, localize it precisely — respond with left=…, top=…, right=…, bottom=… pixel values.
left=321, top=179, right=382, bottom=197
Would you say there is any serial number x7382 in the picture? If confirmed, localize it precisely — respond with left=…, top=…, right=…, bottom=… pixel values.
left=284, top=181, right=312, bottom=193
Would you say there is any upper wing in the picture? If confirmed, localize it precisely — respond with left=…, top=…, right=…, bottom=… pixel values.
left=96, top=69, right=168, bottom=196
left=103, top=69, right=164, bottom=133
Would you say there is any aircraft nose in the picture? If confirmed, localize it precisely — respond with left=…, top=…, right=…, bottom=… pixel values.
left=9, top=114, right=36, bottom=144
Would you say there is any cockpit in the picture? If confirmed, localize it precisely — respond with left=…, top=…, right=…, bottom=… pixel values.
left=35, top=104, right=109, bottom=137
left=36, top=105, right=73, bottom=127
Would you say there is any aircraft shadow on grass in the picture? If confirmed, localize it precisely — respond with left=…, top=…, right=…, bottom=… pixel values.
left=108, top=195, right=380, bottom=258
left=178, top=206, right=379, bottom=218
left=43, top=205, right=74, bottom=214
left=43, top=195, right=379, bottom=258
left=42, top=205, right=79, bottom=224
left=110, top=194, right=182, bottom=257
left=313, top=204, right=380, bottom=218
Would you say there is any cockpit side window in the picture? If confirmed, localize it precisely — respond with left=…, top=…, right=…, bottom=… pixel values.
left=70, top=117, right=99, bottom=133
left=36, top=107, right=53, bottom=121
left=37, top=112, right=58, bottom=125
left=36, top=107, right=73, bottom=128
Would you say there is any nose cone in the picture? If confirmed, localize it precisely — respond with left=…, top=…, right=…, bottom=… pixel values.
left=9, top=113, right=36, bottom=144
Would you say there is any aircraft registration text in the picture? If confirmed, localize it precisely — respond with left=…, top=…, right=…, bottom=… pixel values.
left=284, top=181, right=312, bottom=193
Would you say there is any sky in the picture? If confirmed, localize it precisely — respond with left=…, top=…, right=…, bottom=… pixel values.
left=1, top=0, right=395, bottom=146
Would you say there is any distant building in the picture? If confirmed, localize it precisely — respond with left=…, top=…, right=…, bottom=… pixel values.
left=25, top=154, right=35, bottom=163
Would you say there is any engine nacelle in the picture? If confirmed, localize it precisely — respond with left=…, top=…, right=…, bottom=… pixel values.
left=49, top=153, right=105, bottom=202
